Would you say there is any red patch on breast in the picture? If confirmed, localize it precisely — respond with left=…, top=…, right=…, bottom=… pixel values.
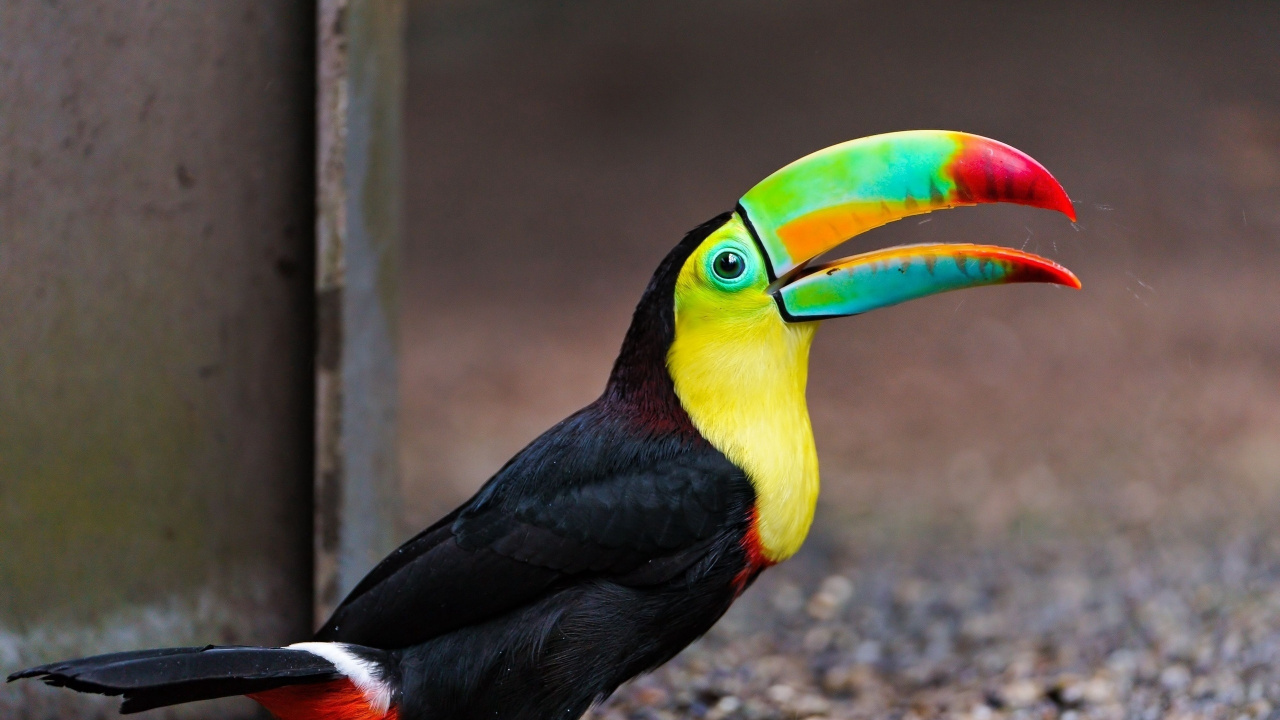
left=733, top=507, right=774, bottom=593
left=249, top=678, right=397, bottom=720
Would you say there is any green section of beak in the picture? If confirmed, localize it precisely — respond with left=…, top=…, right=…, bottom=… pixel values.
left=739, top=130, right=1076, bottom=281
left=776, top=243, right=1081, bottom=322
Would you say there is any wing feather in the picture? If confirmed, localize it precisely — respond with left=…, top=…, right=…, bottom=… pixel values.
left=316, top=404, right=753, bottom=650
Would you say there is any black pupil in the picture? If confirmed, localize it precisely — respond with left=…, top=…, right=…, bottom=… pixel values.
left=714, top=251, right=744, bottom=280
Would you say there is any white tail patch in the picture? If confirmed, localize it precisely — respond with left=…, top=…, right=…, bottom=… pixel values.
left=287, top=642, right=393, bottom=715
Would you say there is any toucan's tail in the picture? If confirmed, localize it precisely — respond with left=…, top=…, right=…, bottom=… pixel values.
left=8, top=642, right=400, bottom=719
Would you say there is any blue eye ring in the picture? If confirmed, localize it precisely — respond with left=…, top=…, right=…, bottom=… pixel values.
left=705, top=243, right=754, bottom=289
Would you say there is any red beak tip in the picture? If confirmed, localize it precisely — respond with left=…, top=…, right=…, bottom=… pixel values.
left=1059, top=197, right=1079, bottom=223
left=1018, top=252, right=1081, bottom=290
left=1035, top=175, right=1076, bottom=221
left=1053, top=267, right=1083, bottom=290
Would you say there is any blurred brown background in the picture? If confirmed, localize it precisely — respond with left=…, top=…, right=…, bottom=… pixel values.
left=400, top=0, right=1280, bottom=545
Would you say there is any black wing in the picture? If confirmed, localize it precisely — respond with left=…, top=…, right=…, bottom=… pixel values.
left=316, top=403, right=753, bottom=650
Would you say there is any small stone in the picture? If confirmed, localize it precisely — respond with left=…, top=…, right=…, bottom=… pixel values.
left=1221, top=631, right=1243, bottom=660
left=853, top=640, right=882, bottom=665
left=751, top=654, right=803, bottom=685
left=1160, top=664, right=1191, bottom=691
left=894, top=578, right=928, bottom=605
left=717, top=675, right=745, bottom=698
left=742, top=698, right=771, bottom=720
left=806, top=593, right=839, bottom=621
left=806, top=576, right=855, bottom=620
left=822, top=664, right=887, bottom=699
left=793, top=695, right=831, bottom=715
left=1190, top=675, right=1213, bottom=699
left=1219, top=671, right=1245, bottom=702
left=902, top=661, right=940, bottom=686
left=803, top=626, right=833, bottom=652
left=1105, top=649, right=1137, bottom=678
left=961, top=612, right=1003, bottom=641
left=1008, top=650, right=1038, bottom=678
left=772, top=583, right=805, bottom=614
left=1081, top=676, right=1117, bottom=705
left=1094, top=703, right=1127, bottom=720
left=1002, top=679, right=1042, bottom=709
left=633, top=685, right=669, bottom=707
left=975, top=648, right=1009, bottom=674
left=766, top=684, right=795, bottom=704
left=1053, top=674, right=1086, bottom=706
left=715, top=695, right=741, bottom=714
left=924, top=621, right=953, bottom=661
left=821, top=666, right=854, bottom=696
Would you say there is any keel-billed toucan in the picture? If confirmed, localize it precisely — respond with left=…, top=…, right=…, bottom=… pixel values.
left=10, top=131, right=1079, bottom=720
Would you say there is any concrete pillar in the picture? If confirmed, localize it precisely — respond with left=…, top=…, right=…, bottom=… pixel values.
left=0, top=4, right=315, bottom=718
left=314, top=0, right=405, bottom=623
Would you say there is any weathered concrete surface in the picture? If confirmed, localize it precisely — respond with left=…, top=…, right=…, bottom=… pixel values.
left=314, top=0, right=406, bottom=623
left=0, top=3, right=315, bottom=717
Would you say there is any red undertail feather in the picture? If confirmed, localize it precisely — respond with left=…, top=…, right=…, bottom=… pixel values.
left=250, top=679, right=398, bottom=720
left=733, top=507, right=773, bottom=593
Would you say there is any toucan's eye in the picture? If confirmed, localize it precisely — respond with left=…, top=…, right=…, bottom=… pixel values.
left=712, top=250, right=745, bottom=281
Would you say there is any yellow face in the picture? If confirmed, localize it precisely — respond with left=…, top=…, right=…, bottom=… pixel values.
left=666, top=214, right=820, bottom=563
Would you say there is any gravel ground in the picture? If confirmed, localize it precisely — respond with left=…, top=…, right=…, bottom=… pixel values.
left=590, top=521, right=1280, bottom=720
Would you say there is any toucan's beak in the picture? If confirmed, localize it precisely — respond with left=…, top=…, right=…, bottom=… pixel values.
left=737, top=130, right=1081, bottom=321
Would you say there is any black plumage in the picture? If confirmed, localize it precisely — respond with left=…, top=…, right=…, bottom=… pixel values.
left=318, top=406, right=753, bottom=650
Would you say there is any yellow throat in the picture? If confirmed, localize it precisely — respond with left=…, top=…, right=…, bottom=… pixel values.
left=666, top=216, right=820, bottom=563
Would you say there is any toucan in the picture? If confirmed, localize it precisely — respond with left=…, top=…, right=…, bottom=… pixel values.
left=9, top=131, right=1079, bottom=720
